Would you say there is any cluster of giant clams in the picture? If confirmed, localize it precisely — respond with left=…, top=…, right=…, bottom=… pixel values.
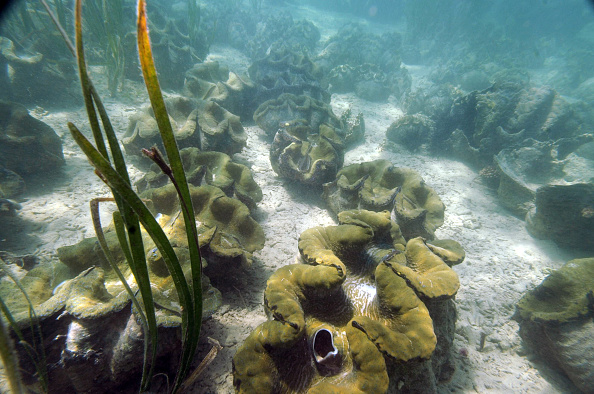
left=2, top=3, right=594, bottom=392
left=0, top=39, right=461, bottom=390
left=233, top=160, right=465, bottom=393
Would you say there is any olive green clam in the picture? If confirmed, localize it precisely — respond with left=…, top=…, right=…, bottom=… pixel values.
left=253, top=93, right=343, bottom=138
left=198, top=100, right=247, bottom=154
left=270, top=120, right=345, bottom=185
left=517, top=258, right=594, bottom=323
left=352, top=261, right=436, bottom=361
left=0, top=100, right=64, bottom=179
left=323, top=160, right=445, bottom=240
left=55, top=221, right=223, bottom=323
left=124, top=97, right=246, bottom=157
left=233, top=210, right=462, bottom=393
left=136, top=147, right=262, bottom=211
left=182, top=61, right=257, bottom=120
left=385, top=113, right=435, bottom=152
left=0, top=245, right=221, bottom=393
left=385, top=237, right=460, bottom=300
left=233, top=262, right=390, bottom=393
left=515, top=258, right=594, bottom=393
left=143, top=184, right=265, bottom=277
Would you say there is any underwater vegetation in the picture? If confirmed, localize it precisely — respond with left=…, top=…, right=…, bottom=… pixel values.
left=82, top=0, right=126, bottom=96
left=0, top=1, right=80, bottom=105
left=68, top=1, right=206, bottom=390
left=0, top=0, right=222, bottom=392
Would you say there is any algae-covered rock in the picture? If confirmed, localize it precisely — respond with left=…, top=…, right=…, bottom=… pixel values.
left=515, top=258, right=594, bottom=393
left=323, top=160, right=445, bottom=240
left=233, top=210, right=463, bottom=393
left=386, top=114, right=435, bottom=152
left=0, top=100, right=64, bottom=178
left=136, top=147, right=262, bottom=211
left=526, top=183, right=594, bottom=252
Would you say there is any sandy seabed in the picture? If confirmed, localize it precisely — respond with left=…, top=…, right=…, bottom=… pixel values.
left=3, top=5, right=588, bottom=393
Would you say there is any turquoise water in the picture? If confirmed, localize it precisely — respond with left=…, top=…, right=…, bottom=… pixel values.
left=0, top=1, right=593, bottom=393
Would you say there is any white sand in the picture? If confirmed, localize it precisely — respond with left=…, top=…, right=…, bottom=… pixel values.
left=4, top=4, right=587, bottom=393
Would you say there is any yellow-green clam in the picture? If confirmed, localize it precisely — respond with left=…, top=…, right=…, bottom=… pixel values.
left=233, top=210, right=463, bottom=393
left=323, top=160, right=445, bottom=240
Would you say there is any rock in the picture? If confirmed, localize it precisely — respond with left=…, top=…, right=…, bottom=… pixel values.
left=386, top=114, right=435, bottom=152
left=0, top=166, right=25, bottom=198
left=0, top=100, right=64, bottom=178
left=526, top=183, right=594, bottom=251
left=515, top=258, right=594, bottom=393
